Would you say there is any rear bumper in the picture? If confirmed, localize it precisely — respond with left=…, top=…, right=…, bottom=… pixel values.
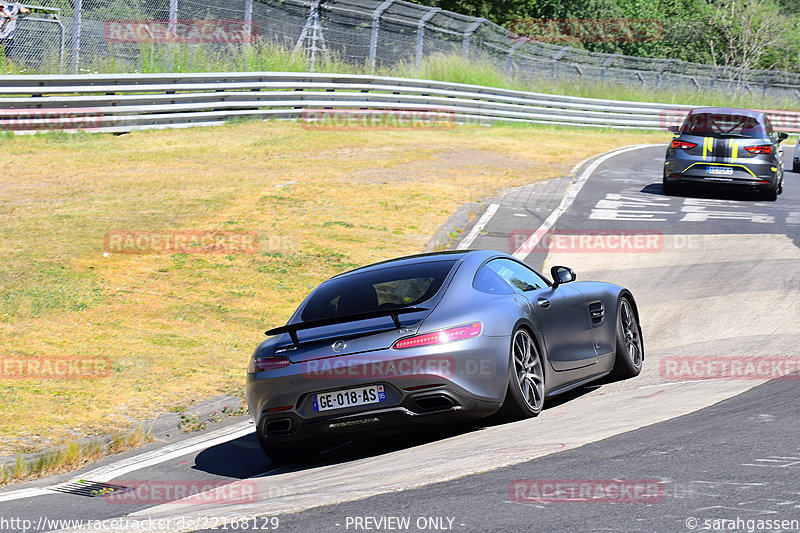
left=245, top=335, right=510, bottom=445
left=664, top=164, right=778, bottom=189
left=664, top=152, right=779, bottom=188
left=257, top=389, right=500, bottom=447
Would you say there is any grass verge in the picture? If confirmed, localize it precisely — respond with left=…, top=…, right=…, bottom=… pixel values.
left=0, top=424, right=152, bottom=485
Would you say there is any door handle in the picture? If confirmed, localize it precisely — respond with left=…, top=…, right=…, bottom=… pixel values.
left=537, top=298, right=551, bottom=309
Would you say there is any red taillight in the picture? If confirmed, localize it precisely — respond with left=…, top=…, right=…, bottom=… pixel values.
left=671, top=140, right=697, bottom=150
left=250, top=356, right=291, bottom=372
left=265, top=405, right=293, bottom=412
left=393, top=322, right=482, bottom=350
left=744, top=145, right=772, bottom=154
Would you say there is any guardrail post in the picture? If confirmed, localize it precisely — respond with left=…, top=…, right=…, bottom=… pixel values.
left=415, top=7, right=439, bottom=68
left=656, top=59, right=672, bottom=89
left=551, top=46, right=569, bottom=79
left=762, top=73, right=773, bottom=99
left=244, top=0, right=253, bottom=42
left=369, top=0, right=394, bottom=70
left=462, top=18, right=484, bottom=60
left=70, top=0, right=81, bottom=74
left=710, top=66, right=722, bottom=88
left=169, top=0, right=178, bottom=37
left=506, top=38, right=528, bottom=73
left=601, top=54, right=618, bottom=87
left=54, top=10, right=65, bottom=74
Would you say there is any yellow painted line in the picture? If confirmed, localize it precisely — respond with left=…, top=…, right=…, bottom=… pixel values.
left=730, top=140, right=739, bottom=160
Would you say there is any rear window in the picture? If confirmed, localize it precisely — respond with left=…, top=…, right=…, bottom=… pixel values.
left=682, top=113, right=765, bottom=138
left=301, top=260, right=458, bottom=321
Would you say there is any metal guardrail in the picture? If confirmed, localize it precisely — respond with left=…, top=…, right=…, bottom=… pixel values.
left=1, top=72, right=798, bottom=134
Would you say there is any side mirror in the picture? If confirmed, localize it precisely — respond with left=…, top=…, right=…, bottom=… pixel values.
left=667, top=125, right=679, bottom=134
left=550, top=266, right=576, bottom=288
left=777, top=132, right=789, bottom=142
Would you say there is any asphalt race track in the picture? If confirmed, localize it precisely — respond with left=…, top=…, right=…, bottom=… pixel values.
left=1, top=144, right=798, bottom=533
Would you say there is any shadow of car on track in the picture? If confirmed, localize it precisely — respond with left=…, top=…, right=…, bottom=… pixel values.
left=191, top=383, right=602, bottom=478
left=191, top=431, right=273, bottom=478
left=641, top=182, right=778, bottom=202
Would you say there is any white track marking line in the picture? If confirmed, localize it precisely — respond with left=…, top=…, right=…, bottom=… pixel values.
left=0, top=487, right=51, bottom=502
left=455, top=154, right=594, bottom=251
left=0, top=421, right=254, bottom=503
left=457, top=203, right=499, bottom=250
left=76, top=422, right=254, bottom=483
left=513, top=144, right=663, bottom=261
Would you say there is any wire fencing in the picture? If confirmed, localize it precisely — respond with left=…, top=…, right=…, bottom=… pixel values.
left=1, top=3, right=64, bottom=72
left=6, top=0, right=800, bottom=100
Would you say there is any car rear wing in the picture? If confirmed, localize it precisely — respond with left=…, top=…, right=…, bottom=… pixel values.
left=265, top=307, right=430, bottom=346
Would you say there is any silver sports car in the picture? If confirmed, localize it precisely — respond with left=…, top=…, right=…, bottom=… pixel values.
left=246, top=250, right=643, bottom=462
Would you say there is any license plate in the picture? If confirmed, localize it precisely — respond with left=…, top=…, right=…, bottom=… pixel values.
left=312, top=385, right=386, bottom=412
left=705, top=166, right=733, bottom=176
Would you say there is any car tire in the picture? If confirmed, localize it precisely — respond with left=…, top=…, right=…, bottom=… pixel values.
left=497, top=328, right=545, bottom=420
left=793, top=162, right=799, bottom=173
left=762, top=185, right=778, bottom=202
left=256, top=431, right=320, bottom=463
left=662, top=179, right=677, bottom=196
left=610, top=297, right=644, bottom=380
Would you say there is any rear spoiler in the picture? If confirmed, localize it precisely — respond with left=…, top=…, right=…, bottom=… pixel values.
left=265, top=307, right=429, bottom=345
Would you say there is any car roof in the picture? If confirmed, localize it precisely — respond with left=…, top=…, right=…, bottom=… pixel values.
left=688, top=107, right=766, bottom=121
left=329, top=249, right=500, bottom=280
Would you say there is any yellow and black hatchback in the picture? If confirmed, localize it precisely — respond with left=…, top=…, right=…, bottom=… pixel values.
left=663, top=107, right=787, bottom=201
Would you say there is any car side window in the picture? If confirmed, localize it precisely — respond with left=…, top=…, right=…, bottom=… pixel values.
left=485, top=259, right=549, bottom=293
left=473, top=264, right=515, bottom=294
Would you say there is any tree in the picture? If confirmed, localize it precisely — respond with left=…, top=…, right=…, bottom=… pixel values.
left=705, top=0, right=787, bottom=80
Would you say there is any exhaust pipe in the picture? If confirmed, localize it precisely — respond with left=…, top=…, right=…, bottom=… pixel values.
left=264, top=418, right=293, bottom=434
left=412, top=394, right=456, bottom=413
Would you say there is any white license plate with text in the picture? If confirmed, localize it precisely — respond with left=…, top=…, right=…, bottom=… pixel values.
left=705, top=166, right=734, bottom=176
left=312, top=385, right=386, bottom=412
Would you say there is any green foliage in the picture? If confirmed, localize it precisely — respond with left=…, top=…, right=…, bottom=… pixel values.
left=409, top=0, right=800, bottom=72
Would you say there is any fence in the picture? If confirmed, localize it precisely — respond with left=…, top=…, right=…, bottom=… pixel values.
left=6, top=0, right=800, bottom=100
left=2, top=4, right=64, bottom=71
left=2, top=71, right=800, bottom=135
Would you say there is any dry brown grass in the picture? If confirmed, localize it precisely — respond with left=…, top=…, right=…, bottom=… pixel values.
left=0, top=121, right=669, bottom=454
